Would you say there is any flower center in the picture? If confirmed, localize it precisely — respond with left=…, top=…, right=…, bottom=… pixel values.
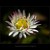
left=15, top=18, right=28, bottom=29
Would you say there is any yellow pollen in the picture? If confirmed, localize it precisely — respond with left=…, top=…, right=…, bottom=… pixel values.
left=15, top=18, right=28, bottom=29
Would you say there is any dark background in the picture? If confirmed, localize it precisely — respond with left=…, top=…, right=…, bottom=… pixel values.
left=0, top=6, right=50, bottom=44
left=0, top=0, right=50, bottom=47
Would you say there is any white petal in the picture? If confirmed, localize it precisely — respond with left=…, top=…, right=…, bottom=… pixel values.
left=9, top=31, right=14, bottom=36
left=8, top=16, right=12, bottom=21
left=22, top=29, right=26, bottom=32
left=11, top=16, right=17, bottom=24
left=19, top=33, right=22, bottom=38
left=30, top=21, right=39, bottom=26
left=26, top=31, right=30, bottom=35
left=23, top=10, right=25, bottom=16
left=30, top=25, right=38, bottom=28
left=7, top=26, right=11, bottom=28
left=30, top=21, right=34, bottom=26
left=33, top=21, right=39, bottom=24
left=7, top=26, right=14, bottom=30
left=13, top=32, right=19, bottom=37
left=19, top=26, right=23, bottom=30
left=23, top=33, right=26, bottom=38
left=20, top=27, right=22, bottom=30
left=32, top=29, right=38, bottom=32
left=27, top=13, right=30, bottom=20
left=30, top=15, right=37, bottom=21
left=5, top=21, right=13, bottom=26
left=34, top=15, right=37, bottom=21
left=18, top=9, right=21, bottom=14
left=27, top=29, right=33, bottom=33
left=12, top=11, right=17, bottom=17
left=30, top=24, right=41, bottom=28
left=28, top=29, right=32, bottom=31
left=30, top=15, right=35, bottom=21
left=18, top=9, right=22, bottom=17
left=22, top=29, right=30, bottom=35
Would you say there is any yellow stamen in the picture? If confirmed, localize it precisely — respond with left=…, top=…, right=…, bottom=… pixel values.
left=15, top=18, right=29, bottom=29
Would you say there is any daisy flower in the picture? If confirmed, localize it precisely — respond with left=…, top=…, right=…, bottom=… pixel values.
left=5, top=9, right=41, bottom=38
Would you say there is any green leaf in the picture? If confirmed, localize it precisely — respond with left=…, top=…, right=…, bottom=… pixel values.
left=21, top=35, right=36, bottom=44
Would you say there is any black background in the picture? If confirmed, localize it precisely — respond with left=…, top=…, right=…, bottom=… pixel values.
left=0, top=0, right=50, bottom=47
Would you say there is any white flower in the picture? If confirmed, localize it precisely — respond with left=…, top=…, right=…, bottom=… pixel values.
left=5, top=9, right=41, bottom=38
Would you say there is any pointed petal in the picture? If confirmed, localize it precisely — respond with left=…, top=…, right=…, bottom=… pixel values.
left=27, top=13, right=30, bottom=20
left=13, top=11, right=17, bottom=15
left=11, top=14, right=13, bottom=18
left=23, top=33, right=26, bottom=38
left=30, top=21, right=39, bottom=26
left=30, top=15, right=35, bottom=21
left=30, top=20, right=37, bottom=26
left=11, top=18, right=16, bottom=24
left=30, top=15, right=37, bottom=21
left=19, top=33, right=22, bottom=38
left=7, top=26, right=15, bottom=31
left=13, top=32, right=19, bottom=37
left=34, top=15, right=37, bottom=21
left=30, top=21, right=34, bottom=26
left=28, top=29, right=32, bottom=31
left=19, top=26, right=23, bottom=30
left=22, top=29, right=26, bottom=32
left=9, top=31, right=14, bottom=36
left=32, top=29, right=38, bottom=32
left=30, top=24, right=41, bottom=28
left=5, top=21, right=13, bottom=26
left=27, top=29, right=33, bottom=33
left=23, top=10, right=25, bottom=16
left=22, top=29, right=30, bottom=35
left=33, top=21, right=39, bottom=24
left=18, top=9, right=21, bottom=14
left=8, top=16, right=12, bottom=21
left=7, top=26, right=11, bottom=28
left=18, top=9, right=22, bottom=17
left=30, top=25, right=38, bottom=28
left=26, top=31, right=30, bottom=35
